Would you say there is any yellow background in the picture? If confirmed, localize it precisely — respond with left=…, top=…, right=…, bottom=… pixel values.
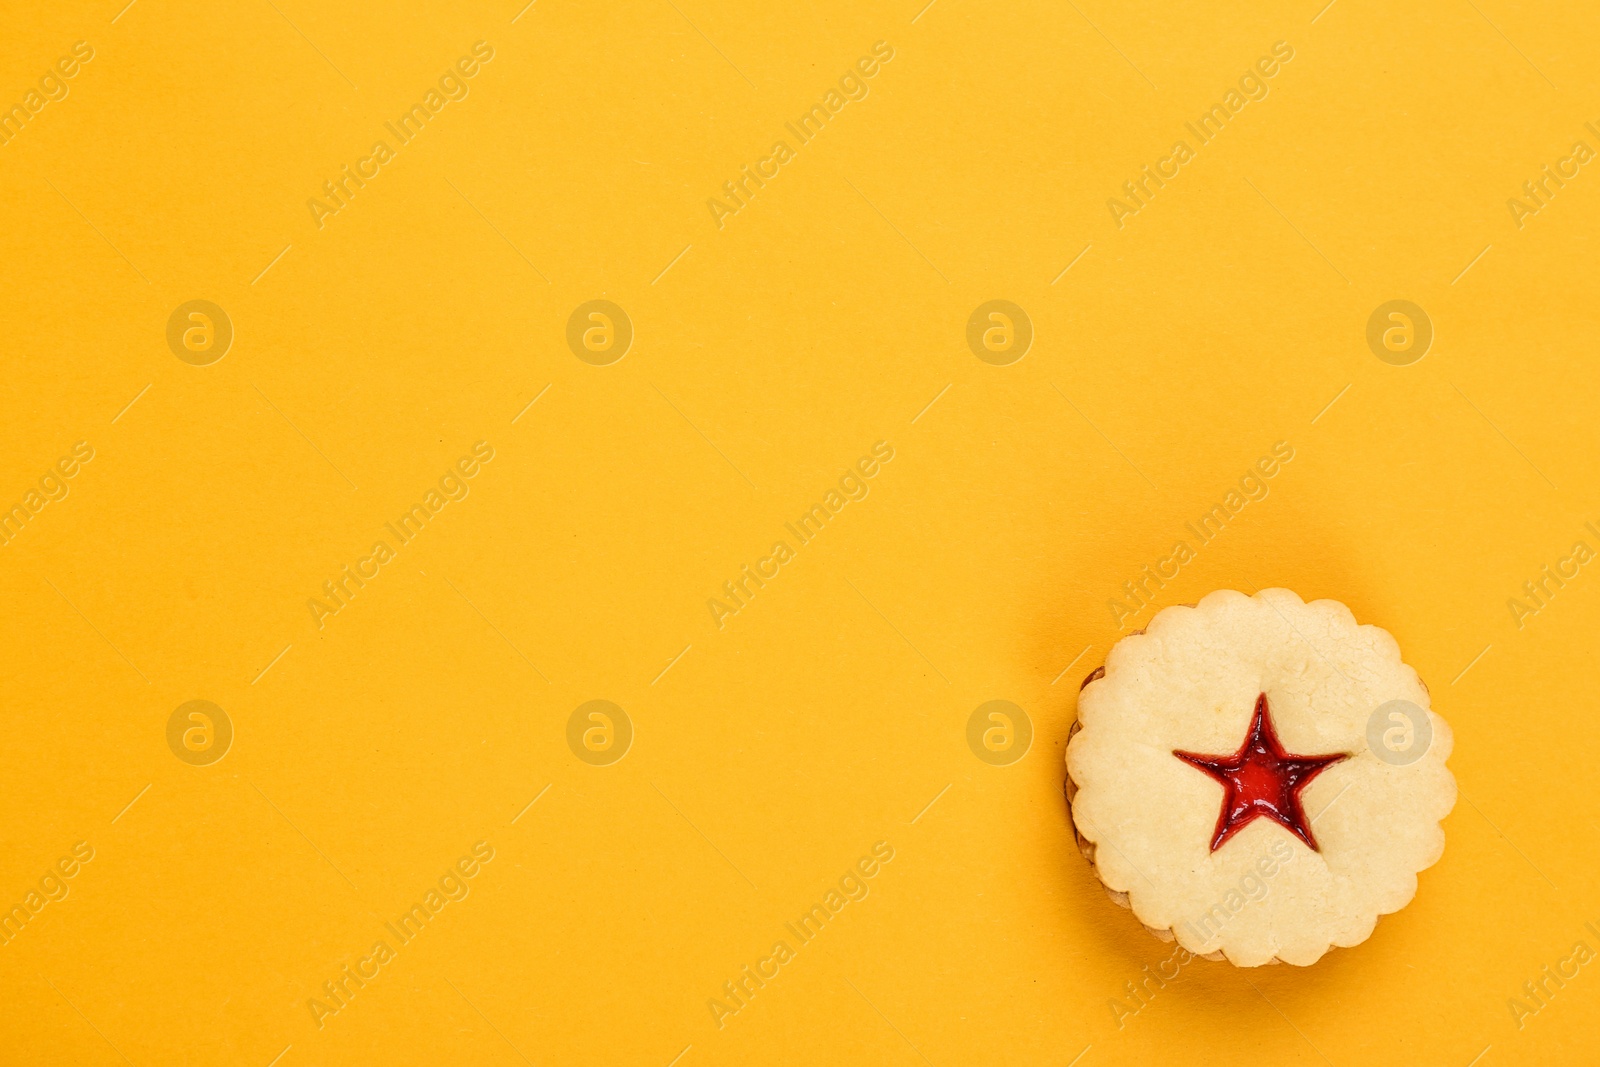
left=2, top=0, right=1597, bottom=1063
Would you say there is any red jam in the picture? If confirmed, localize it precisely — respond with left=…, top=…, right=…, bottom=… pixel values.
left=1173, top=693, right=1347, bottom=853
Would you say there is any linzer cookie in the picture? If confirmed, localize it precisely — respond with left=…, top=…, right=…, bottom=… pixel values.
left=1065, top=588, right=1455, bottom=966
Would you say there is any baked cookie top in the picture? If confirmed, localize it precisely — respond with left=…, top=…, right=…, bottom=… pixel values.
left=1066, top=588, right=1456, bottom=966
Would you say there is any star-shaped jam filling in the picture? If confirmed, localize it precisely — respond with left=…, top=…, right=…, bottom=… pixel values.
left=1173, top=693, right=1348, bottom=853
